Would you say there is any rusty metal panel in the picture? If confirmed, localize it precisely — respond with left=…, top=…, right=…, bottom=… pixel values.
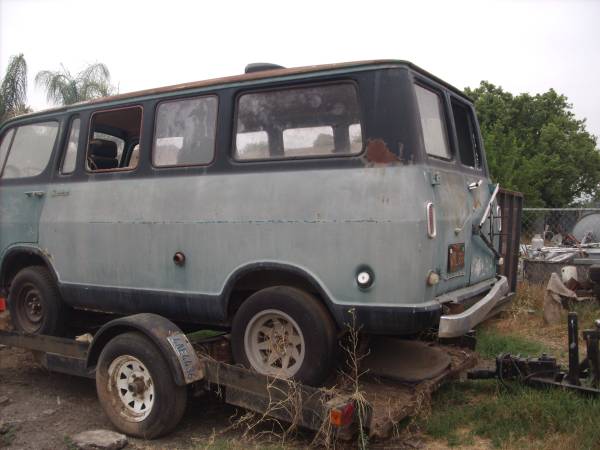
left=447, top=243, right=465, bottom=273
left=497, top=188, right=523, bottom=292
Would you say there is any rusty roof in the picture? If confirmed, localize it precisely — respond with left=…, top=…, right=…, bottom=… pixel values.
left=2, top=60, right=470, bottom=124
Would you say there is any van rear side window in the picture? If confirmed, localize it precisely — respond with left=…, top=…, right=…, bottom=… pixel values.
left=234, top=83, right=363, bottom=160
left=415, top=85, right=450, bottom=159
left=153, top=95, right=218, bottom=167
left=1, top=122, right=58, bottom=179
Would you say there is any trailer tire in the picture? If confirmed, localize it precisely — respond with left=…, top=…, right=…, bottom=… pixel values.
left=96, top=332, right=187, bottom=439
left=8, top=266, right=66, bottom=335
left=231, top=286, right=336, bottom=386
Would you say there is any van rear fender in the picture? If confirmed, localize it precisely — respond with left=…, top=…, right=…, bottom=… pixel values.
left=222, top=262, right=341, bottom=328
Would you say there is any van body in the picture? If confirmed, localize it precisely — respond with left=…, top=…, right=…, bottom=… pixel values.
left=0, top=61, right=511, bottom=383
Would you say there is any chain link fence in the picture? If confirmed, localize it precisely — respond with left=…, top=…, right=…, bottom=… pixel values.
left=521, top=208, right=600, bottom=245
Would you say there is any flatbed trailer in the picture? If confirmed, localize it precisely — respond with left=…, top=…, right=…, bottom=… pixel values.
left=0, top=312, right=476, bottom=442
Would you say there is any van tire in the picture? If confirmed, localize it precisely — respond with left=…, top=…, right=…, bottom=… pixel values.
left=8, top=266, right=66, bottom=335
left=231, top=286, right=336, bottom=386
left=96, top=332, right=187, bottom=439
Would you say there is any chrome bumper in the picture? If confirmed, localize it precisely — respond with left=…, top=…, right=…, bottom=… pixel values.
left=438, top=276, right=510, bottom=338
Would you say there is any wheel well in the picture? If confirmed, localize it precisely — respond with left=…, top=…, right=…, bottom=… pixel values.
left=1, top=250, right=51, bottom=293
left=226, top=268, right=335, bottom=324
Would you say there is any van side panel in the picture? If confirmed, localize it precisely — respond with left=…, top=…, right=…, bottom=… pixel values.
left=39, top=165, right=437, bottom=323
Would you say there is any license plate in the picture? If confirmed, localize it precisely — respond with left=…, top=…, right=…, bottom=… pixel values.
left=448, top=243, right=465, bottom=273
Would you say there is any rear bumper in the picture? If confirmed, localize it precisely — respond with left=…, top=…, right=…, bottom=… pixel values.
left=438, top=275, right=510, bottom=338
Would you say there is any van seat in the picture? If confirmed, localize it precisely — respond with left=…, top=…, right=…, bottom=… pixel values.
left=88, top=139, right=118, bottom=170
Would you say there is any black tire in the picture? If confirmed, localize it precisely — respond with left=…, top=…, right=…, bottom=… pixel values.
left=231, top=286, right=337, bottom=386
left=8, top=266, right=66, bottom=335
left=96, top=332, right=187, bottom=439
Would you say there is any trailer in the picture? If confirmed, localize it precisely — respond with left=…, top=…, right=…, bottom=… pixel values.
left=0, top=312, right=477, bottom=442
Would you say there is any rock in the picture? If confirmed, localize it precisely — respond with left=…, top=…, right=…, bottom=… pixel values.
left=70, top=430, right=128, bottom=450
left=0, top=396, right=9, bottom=406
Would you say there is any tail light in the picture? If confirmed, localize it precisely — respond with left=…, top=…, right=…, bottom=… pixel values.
left=426, top=202, right=436, bottom=238
left=329, top=401, right=355, bottom=427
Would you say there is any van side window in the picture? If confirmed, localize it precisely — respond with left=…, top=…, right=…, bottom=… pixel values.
left=0, top=128, right=15, bottom=171
left=452, top=99, right=482, bottom=168
left=234, top=84, right=363, bottom=160
left=1, top=122, right=59, bottom=179
left=415, top=85, right=450, bottom=159
left=61, top=117, right=80, bottom=174
left=153, top=96, right=218, bottom=167
left=86, top=106, right=141, bottom=172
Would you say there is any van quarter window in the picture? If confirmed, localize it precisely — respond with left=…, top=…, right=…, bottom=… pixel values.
left=61, top=117, right=80, bottom=174
left=153, top=95, right=218, bottom=167
left=1, top=121, right=58, bottom=179
left=452, top=99, right=482, bottom=169
left=415, top=84, right=451, bottom=159
left=234, top=83, right=363, bottom=160
left=86, top=106, right=142, bottom=172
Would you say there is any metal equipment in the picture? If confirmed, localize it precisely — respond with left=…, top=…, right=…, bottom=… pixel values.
left=468, top=312, right=600, bottom=395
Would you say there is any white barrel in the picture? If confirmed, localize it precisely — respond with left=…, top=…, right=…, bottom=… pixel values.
left=561, top=266, right=578, bottom=283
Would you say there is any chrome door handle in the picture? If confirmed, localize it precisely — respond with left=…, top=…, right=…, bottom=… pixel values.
left=24, top=190, right=45, bottom=198
left=468, top=179, right=483, bottom=191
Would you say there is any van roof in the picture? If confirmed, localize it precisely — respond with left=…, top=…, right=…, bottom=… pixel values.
left=3, top=60, right=471, bottom=124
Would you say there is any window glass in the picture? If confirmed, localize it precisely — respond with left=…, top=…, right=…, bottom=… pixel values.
left=452, top=100, right=481, bottom=168
left=236, top=131, right=269, bottom=159
left=0, top=128, right=15, bottom=171
left=2, top=122, right=58, bottom=179
left=153, top=96, right=218, bottom=166
left=61, top=118, right=80, bottom=174
left=234, top=84, right=363, bottom=160
left=283, top=126, right=334, bottom=157
left=86, top=107, right=141, bottom=172
left=415, top=85, right=450, bottom=159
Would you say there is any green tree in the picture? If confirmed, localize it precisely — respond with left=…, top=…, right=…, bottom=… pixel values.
left=35, top=62, right=116, bottom=105
left=465, top=82, right=600, bottom=207
left=0, top=53, right=31, bottom=122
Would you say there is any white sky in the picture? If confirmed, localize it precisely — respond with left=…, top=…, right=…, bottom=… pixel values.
left=1, top=0, right=599, bottom=140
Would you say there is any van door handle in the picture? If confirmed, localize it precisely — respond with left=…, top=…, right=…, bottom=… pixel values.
left=24, top=190, right=46, bottom=198
left=50, top=190, right=70, bottom=197
left=468, top=179, right=483, bottom=191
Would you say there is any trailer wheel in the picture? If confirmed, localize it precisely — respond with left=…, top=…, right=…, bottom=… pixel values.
left=96, top=332, right=187, bottom=439
left=8, top=266, right=66, bottom=335
left=231, top=286, right=336, bottom=386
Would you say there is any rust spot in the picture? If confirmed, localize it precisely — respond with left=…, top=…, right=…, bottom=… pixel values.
left=365, top=139, right=399, bottom=165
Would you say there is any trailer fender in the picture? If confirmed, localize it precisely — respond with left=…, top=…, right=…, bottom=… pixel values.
left=86, top=313, right=203, bottom=386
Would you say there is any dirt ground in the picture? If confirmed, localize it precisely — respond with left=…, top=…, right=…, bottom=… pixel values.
left=0, top=344, right=256, bottom=450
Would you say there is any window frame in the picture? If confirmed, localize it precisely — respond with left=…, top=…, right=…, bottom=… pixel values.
left=59, top=115, right=81, bottom=176
left=0, top=127, right=17, bottom=177
left=85, top=105, right=143, bottom=174
left=414, top=81, right=453, bottom=162
left=0, top=120, right=60, bottom=180
left=450, top=96, right=484, bottom=171
left=231, top=80, right=365, bottom=163
left=151, top=94, right=219, bottom=169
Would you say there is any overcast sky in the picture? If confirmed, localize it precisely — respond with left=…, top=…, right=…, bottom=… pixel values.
left=1, top=0, right=599, bottom=139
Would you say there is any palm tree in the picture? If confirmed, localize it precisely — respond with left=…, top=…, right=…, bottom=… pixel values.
left=0, top=53, right=31, bottom=122
left=35, top=62, right=116, bottom=105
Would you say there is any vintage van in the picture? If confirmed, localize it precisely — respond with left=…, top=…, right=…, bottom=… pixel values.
left=0, top=61, right=511, bottom=385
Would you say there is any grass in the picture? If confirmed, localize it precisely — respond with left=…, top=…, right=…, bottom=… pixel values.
left=418, top=280, right=600, bottom=449
left=476, top=328, right=548, bottom=359
left=422, top=380, right=600, bottom=449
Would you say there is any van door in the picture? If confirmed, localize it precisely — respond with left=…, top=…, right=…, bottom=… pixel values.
left=449, top=97, right=497, bottom=285
left=415, top=84, right=472, bottom=295
left=0, top=122, right=59, bottom=253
